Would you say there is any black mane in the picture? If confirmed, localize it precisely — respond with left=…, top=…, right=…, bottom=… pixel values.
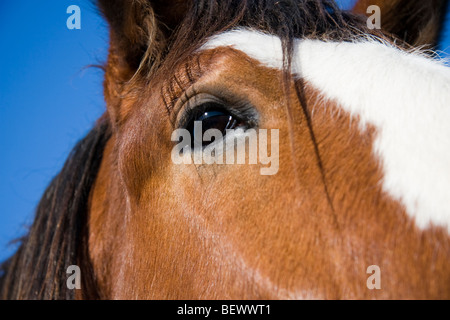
left=0, top=118, right=110, bottom=299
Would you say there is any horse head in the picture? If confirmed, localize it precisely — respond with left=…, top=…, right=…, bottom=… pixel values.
left=1, top=0, right=449, bottom=299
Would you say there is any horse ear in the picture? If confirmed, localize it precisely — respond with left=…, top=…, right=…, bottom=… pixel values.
left=97, top=0, right=191, bottom=123
left=98, top=0, right=190, bottom=72
left=352, top=0, right=449, bottom=48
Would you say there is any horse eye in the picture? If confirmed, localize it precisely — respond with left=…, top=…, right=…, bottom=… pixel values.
left=187, top=102, right=243, bottom=147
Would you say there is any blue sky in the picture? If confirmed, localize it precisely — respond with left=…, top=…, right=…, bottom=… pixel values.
left=0, top=0, right=108, bottom=260
left=1, top=0, right=450, bottom=261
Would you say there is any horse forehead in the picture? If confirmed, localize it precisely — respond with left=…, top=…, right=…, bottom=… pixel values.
left=201, top=28, right=450, bottom=233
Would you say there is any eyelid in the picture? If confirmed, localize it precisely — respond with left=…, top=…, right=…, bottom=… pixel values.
left=174, top=92, right=259, bottom=130
left=184, top=93, right=227, bottom=115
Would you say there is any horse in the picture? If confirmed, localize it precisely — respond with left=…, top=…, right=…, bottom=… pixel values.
left=1, top=0, right=450, bottom=299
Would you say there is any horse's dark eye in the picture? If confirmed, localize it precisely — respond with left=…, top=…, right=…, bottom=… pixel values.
left=198, top=110, right=236, bottom=133
left=186, top=102, right=243, bottom=147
